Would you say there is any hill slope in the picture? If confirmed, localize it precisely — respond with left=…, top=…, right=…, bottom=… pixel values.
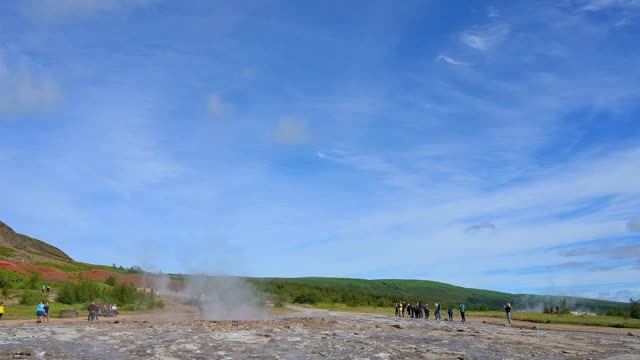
left=0, top=220, right=72, bottom=262
left=252, top=277, right=627, bottom=313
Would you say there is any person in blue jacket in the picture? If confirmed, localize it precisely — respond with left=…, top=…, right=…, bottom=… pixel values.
left=448, top=305, right=454, bottom=321
left=459, top=304, right=466, bottom=322
left=36, top=301, right=45, bottom=323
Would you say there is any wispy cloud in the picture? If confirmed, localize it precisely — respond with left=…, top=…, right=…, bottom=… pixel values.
left=206, top=94, right=232, bottom=120
left=26, top=0, right=156, bottom=18
left=460, top=22, right=511, bottom=50
left=435, top=55, right=469, bottom=66
left=274, top=117, right=309, bottom=144
left=464, top=222, right=497, bottom=233
left=0, top=53, right=59, bottom=116
left=581, top=0, right=640, bottom=12
left=628, top=216, right=640, bottom=232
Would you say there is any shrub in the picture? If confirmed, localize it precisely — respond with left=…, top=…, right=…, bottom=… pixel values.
left=293, top=292, right=319, bottom=304
left=105, top=275, right=117, bottom=286
left=631, top=299, right=640, bottom=319
left=28, top=272, right=40, bottom=290
left=56, top=280, right=102, bottom=304
left=111, top=283, right=137, bottom=304
left=19, top=290, right=46, bottom=305
left=606, top=307, right=630, bottom=318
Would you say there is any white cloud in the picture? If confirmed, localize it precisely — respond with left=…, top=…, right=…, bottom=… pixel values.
left=435, top=55, right=469, bottom=66
left=581, top=0, right=640, bottom=11
left=206, top=94, right=231, bottom=120
left=274, top=117, right=309, bottom=144
left=27, top=0, right=156, bottom=18
left=461, top=23, right=511, bottom=50
left=488, top=6, right=500, bottom=18
left=0, top=55, right=59, bottom=116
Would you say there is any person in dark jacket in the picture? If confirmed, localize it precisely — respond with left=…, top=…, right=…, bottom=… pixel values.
left=448, top=306, right=454, bottom=321
left=505, top=303, right=512, bottom=325
left=88, top=302, right=95, bottom=321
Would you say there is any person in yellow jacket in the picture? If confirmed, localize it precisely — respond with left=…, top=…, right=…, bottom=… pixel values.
left=0, top=301, right=4, bottom=319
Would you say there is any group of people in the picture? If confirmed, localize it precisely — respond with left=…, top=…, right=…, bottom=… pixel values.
left=87, top=302, right=119, bottom=320
left=40, top=285, right=51, bottom=294
left=395, top=301, right=514, bottom=324
left=394, top=301, right=468, bottom=322
left=36, top=301, right=50, bottom=323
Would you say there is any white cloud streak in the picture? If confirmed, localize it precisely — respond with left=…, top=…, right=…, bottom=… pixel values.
left=461, top=22, right=511, bottom=50
left=435, top=55, right=469, bottom=66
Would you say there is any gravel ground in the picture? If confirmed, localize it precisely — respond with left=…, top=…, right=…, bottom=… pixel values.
left=1, top=308, right=639, bottom=359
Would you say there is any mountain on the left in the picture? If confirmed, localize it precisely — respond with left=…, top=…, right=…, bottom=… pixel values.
left=0, top=220, right=72, bottom=264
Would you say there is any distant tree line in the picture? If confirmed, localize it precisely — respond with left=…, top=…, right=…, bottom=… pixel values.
left=111, top=263, right=144, bottom=273
left=252, top=280, right=495, bottom=310
left=543, top=299, right=571, bottom=314
left=605, top=299, right=640, bottom=319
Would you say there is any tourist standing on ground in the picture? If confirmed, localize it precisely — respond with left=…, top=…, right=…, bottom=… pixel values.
left=88, top=301, right=95, bottom=321
left=459, top=304, right=466, bottom=322
left=395, top=302, right=399, bottom=317
left=94, top=302, right=100, bottom=320
left=44, top=303, right=50, bottom=323
left=448, top=305, right=454, bottom=321
left=400, top=301, right=405, bottom=317
left=425, top=303, right=430, bottom=319
left=0, top=301, right=4, bottom=320
left=504, top=303, right=512, bottom=325
left=36, top=301, right=45, bottom=323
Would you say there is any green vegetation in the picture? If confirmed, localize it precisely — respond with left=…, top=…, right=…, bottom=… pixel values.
left=19, top=290, right=48, bottom=305
left=105, top=275, right=117, bottom=286
left=251, top=277, right=626, bottom=313
left=472, top=310, right=640, bottom=329
left=631, top=299, right=640, bottom=319
left=34, top=261, right=143, bottom=274
left=543, top=298, right=570, bottom=314
left=55, top=278, right=163, bottom=312
left=0, top=246, right=15, bottom=257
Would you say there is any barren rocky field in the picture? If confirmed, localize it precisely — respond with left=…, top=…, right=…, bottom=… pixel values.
left=1, top=307, right=640, bottom=360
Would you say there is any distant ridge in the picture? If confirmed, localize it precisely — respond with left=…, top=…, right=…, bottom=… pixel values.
left=0, top=220, right=72, bottom=262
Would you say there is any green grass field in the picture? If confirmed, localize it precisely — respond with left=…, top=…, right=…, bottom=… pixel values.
left=301, top=302, right=640, bottom=329
left=471, top=310, right=640, bottom=329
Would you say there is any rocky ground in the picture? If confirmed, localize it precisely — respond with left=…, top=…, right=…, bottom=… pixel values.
left=1, top=307, right=639, bottom=359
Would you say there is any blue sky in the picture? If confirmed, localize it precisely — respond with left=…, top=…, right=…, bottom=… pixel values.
left=1, top=0, right=639, bottom=301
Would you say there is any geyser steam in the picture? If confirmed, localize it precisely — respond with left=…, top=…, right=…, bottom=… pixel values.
left=186, top=275, right=266, bottom=320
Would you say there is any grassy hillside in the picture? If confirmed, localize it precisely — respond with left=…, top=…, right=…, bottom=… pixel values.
left=250, top=277, right=627, bottom=313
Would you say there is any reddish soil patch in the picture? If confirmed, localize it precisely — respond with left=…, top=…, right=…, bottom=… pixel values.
left=0, top=260, right=147, bottom=286
left=0, top=260, right=26, bottom=274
